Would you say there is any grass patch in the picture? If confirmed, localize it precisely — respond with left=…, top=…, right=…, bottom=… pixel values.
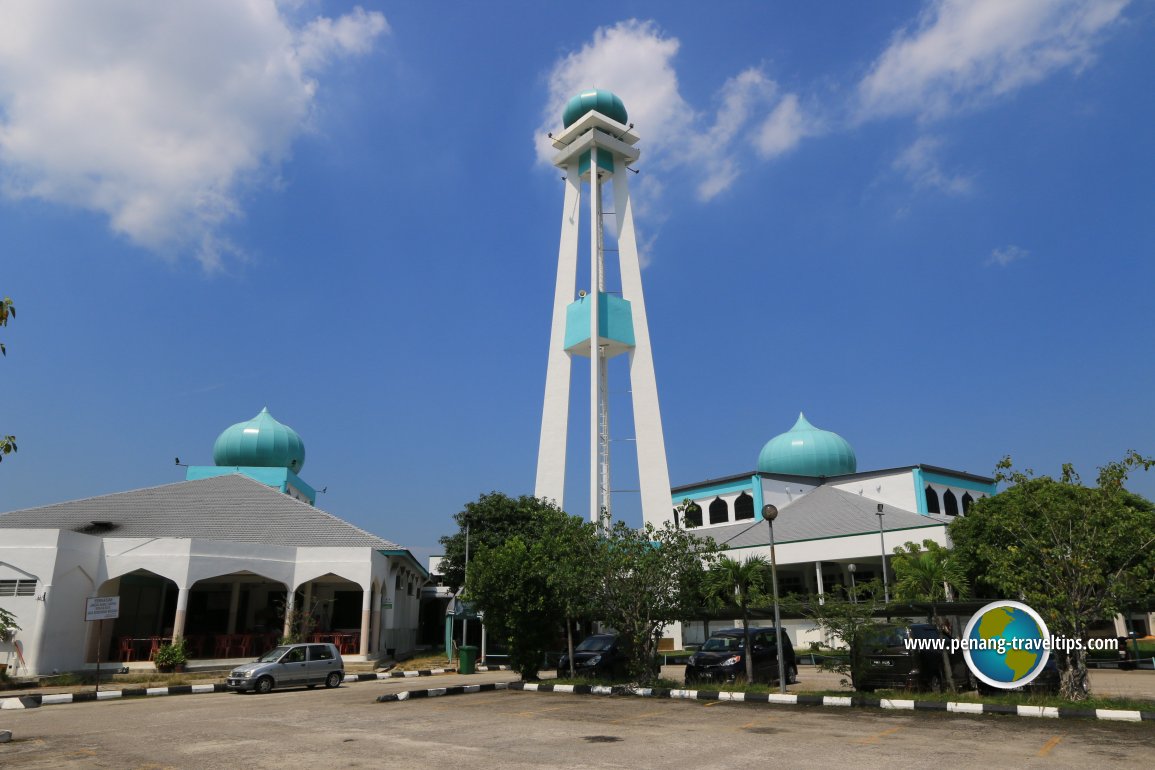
left=551, top=676, right=684, bottom=689
left=390, top=653, right=457, bottom=672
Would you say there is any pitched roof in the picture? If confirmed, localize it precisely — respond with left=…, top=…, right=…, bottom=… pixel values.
left=689, top=485, right=950, bottom=549
left=0, top=473, right=402, bottom=549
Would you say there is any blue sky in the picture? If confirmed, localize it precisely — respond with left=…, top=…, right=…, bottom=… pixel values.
left=2, top=1, right=1153, bottom=565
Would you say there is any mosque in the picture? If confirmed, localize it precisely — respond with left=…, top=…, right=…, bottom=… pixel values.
left=0, top=409, right=426, bottom=678
left=665, top=412, right=997, bottom=649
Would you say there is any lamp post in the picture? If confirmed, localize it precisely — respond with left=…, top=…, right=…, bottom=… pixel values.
left=763, top=504, right=788, bottom=694
left=847, top=563, right=857, bottom=604
left=876, top=503, right=890, bottom=604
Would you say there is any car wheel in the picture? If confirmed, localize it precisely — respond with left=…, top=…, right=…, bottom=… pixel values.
left=325, top=672, right=342, bottom=689
left=787, top=665, right=798, bottom=685
left=926, top=673, right=944, bottom=694
left=254, top=676, right=274, bottom=695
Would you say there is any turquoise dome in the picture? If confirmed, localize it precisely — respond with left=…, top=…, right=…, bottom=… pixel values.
left=757, top=413, right=857, bottom=477
left=212, top=407, right=305, bottom=473
left=562, top=89, right=628, bottom=128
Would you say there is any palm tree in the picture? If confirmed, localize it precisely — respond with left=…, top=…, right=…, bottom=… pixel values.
left=892, top=540, right=969, bottom=693
left=705, top=555, right=772, bottom=683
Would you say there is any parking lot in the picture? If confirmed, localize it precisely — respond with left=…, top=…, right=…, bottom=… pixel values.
left=3, top=671, right=1153, bottom=768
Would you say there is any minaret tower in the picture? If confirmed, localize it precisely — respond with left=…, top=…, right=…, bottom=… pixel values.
left=535, top=89, right=672, bottom=528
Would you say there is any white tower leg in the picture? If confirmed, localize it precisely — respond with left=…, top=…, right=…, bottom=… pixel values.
left=535, top=164, right=581, bottom=507
left=613, top=155, right=673, bottom=529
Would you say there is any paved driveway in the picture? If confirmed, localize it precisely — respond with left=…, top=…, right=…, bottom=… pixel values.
left=2, top=672, right=1153, bottom=768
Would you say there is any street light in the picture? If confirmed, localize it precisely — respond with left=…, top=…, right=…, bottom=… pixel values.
left=763, top=504, right=787, bottom=694
left=847, top=563, right=857, bottom=603
left=876, top=503, right=890, bottom=604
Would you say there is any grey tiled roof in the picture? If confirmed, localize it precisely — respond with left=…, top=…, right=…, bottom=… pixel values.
left=0, top=474, right=402, bottom=549
left=689, top=485, right=950, bottom=549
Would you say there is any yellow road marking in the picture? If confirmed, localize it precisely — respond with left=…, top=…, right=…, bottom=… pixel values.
left=856, top=726, right=903, bottom=745
left=609, top=710, right=666, bottom=724
left=1037, top=736, right=1062, bottom=757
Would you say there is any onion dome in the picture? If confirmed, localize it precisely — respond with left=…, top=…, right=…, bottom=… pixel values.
left=562, top=89, right=628, bottom=128
left=757, top=413, right=857, bottom=477
left=212, top=407, right=305, bottom=473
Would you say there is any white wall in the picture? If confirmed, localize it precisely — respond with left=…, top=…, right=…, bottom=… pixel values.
left=830, top=469, right=920, bottom=513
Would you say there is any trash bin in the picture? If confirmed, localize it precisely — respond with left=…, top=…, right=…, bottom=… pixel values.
left=459, top=645, right=478, bottom=675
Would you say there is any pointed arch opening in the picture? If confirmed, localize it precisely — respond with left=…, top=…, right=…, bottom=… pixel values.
left=961, top=492, right=974, bottom=514
left=925, top=486, right=940, bottom=514
left=709, top=497, right=729, bottom=525
left=733, top=492, right=754, bottom=521
left=943, top=489, right=959, bottom=516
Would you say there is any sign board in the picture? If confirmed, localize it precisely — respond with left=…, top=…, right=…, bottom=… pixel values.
left=382, top=601, right=393, bottom=610
left=85, top=596, right=120, bottom=622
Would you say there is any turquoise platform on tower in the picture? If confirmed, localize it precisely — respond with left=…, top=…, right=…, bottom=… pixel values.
left=564, top=292, right=635, bottom=358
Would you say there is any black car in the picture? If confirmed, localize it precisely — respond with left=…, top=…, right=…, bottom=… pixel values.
left=685, top=628, right=797, bottom=686
left=852, top=623, right=968, bottom=693
left=556, top=633, right=626, bottom=679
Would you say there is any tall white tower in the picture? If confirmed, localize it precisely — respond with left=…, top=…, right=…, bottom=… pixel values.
left=535, top=89, right=671, bottom=528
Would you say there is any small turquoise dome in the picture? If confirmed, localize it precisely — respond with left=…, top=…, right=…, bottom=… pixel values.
left=757, top=413, right=857, bottom=477
left=212, top=407, right=305, bottom=473
left=562, top=89, right=628, bottom=128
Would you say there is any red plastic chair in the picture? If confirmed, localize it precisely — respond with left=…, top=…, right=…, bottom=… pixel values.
left=117, top=637, right=135, bottom=662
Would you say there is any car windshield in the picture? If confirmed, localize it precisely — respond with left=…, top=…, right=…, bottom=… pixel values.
left=576, top=635, right=615, bottom=652
left=701, top=636, right=743, bottom=652
left=257, top=646, right=291, bottom=663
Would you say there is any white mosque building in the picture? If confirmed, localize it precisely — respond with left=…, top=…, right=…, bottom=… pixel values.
left=666, top=412, right=997, bottom=649
left=0, top=409, right=426, bottom=678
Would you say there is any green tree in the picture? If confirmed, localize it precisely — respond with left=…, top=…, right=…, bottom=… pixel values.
left=462, top=502, right=603, bottom=680
left=703, top=555, right=772, bottom=683
left=1, top=295, right=15, bottom=462
left=891, top=539, right=969, bottom=693
left=466, top=535, right=558, bottom=680
left=439, top=492, right=566, bottom=589
left=596, top=519, right=721, bottom=685
left=949, top=452, right=1155, bottom=700
left=784, top=579, right=885, bottom=690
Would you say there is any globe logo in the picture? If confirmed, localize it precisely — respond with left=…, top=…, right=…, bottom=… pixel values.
left=963, top=601, right=1051, bottom=689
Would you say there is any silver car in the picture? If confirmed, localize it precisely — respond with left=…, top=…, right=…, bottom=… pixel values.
left=227, top=643, right=344, bottom=694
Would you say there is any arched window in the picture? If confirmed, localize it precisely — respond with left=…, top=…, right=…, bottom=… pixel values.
left=709, top=497, right=729, bottom=525
left=943, top=489, right=959, bottom=516
left=734, top=492, right=754, bottom=521
left=925, top=486, right=940, bottom=514
left=683, top=502, right=703, bottom=528
left=961, top=492, right=974, bottom=514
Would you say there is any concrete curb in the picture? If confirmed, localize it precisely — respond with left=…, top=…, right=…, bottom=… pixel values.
left=0, top=728, right=12, bottom=743
left=344, top=664, right=511, bottom=682
left=0, top=666, right=516, bottom=708
left=502, top=683, right=1155, bottom=723
left=1, top=684, right=228, bottom=708
left=376, top=682, right=509, bottom=702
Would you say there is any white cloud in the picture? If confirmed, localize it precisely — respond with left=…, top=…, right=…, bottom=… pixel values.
left=755, top=93, right=808, bottom=159
left=538, top=20, right=809, bottom=229
left=893, top=135, right=973, bottom=194
left=858, top=0, right=1129, bottom=121
left=0, top=1, right=388, bottom=269
left=987, top=244, right=1029, bottom=267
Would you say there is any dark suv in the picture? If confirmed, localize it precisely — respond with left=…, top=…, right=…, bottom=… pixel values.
left=685, top=628, right=797, bottom=686
left=556, top=633, right=626, bottom=679
left=852, top=623, right=968, bottom=693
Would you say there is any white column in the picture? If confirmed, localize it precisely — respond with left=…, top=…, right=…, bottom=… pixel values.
left=613, top=155, right=673, bottom=528
left=282, top=590, right=295, bottom=640
left=589, top=147, right=601, bottom=525
left=535, top=163, right=582, bottom=507
left=227, top=581, right=241, bottom=634
left=173, top=587, right=190, bottom=641
left=26, top=584, right=51, bottom=676
left=814, top=562, right=825, bottom=606
left=360, top=587, right=372, bottom=657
